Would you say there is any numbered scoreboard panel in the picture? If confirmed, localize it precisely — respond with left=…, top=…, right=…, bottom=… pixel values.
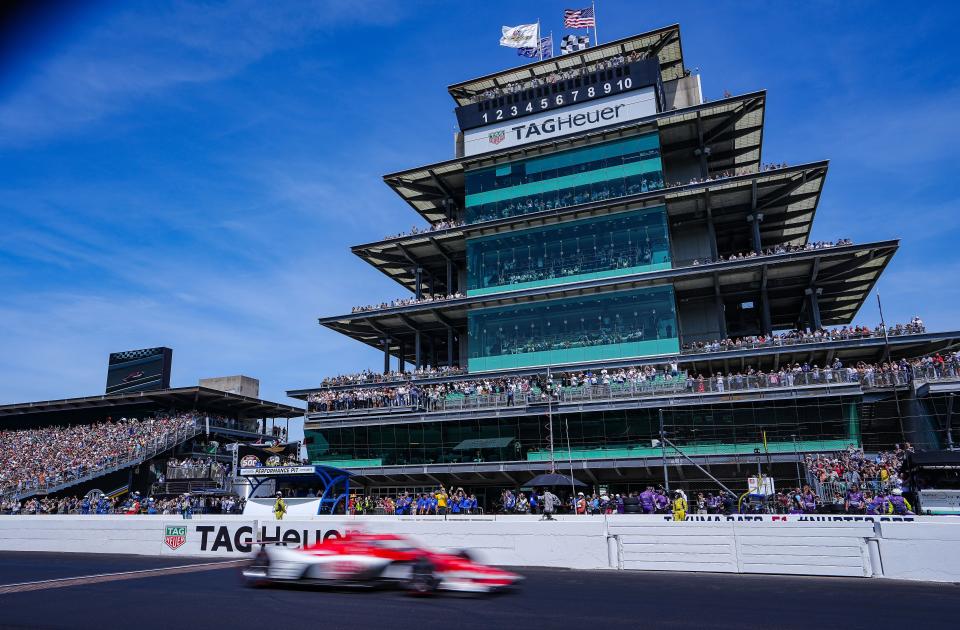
left=455, top=58, right=662, bottom=133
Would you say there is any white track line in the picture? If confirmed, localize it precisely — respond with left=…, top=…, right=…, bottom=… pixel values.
left=0, top=559, right=246, bottom=595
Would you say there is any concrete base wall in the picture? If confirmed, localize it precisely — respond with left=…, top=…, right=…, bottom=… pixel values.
left=1, top=515, right=957, bottom=582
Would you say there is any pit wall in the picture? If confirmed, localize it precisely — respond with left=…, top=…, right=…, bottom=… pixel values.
left=0, top=514, right=957, bottom=583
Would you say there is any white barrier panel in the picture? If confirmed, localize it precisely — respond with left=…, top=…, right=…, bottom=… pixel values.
left=874, top=521, right=960, bottom=583
left=608, top=516, right=876, bottom=577
left=1, top=515, right=958, bottom=581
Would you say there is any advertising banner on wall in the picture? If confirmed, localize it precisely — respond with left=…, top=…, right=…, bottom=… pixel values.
left=237, top=443, right=300, bottom=469
left=463, top=87, right=656, bottom=157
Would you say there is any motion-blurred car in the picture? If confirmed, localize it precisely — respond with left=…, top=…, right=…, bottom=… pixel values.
left=242, top=532, right=522, bottom=595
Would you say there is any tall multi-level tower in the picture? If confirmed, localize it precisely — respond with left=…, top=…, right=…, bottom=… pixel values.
left=290, top=25, right=958, bottom=500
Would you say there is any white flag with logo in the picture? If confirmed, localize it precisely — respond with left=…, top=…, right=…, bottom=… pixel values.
left=500, top=23, right=539, bottom=48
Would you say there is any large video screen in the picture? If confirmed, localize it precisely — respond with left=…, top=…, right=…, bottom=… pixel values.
left=105, top=347, right=172, bottom=395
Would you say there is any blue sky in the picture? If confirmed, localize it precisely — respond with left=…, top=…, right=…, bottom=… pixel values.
left=1, top=0, right=959, bottom=414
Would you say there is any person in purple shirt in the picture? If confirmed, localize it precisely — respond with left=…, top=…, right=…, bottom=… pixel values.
left=799, top=485, right=818, bottom=513
left=639, top=486, right=657, bottom=514
left=864, top=490, right=885, bottom=515
left=845, top=484, right=865, bottom=513
left=654, top=487, right=670, bottom=513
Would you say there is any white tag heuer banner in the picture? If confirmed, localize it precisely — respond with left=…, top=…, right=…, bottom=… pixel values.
left=500, top=24, right=539, bottom=48
left=463, top=87, right=656, bottom=157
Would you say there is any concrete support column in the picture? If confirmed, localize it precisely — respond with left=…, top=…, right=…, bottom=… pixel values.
left=428, top=336, right=436, bottom=369
left=414, top=331, right=422, bottom=369
left=398, top=342, right=406, bottom=372
left=805, top=287, right=823, bottom=331
left=759, top=287, right=772, bottom=337
left=705, top=198, right=718, bottom=261
left=715, top=294, right=727, bottom=339
left=447, top=329, right=455, bottom=367
left=382, top=338, right=391, bottom=374
left=747, top=212, right=764, bottom=254
left=446, top=260, right=454, bottom=295
left=414, top=267, right=423, bottom=300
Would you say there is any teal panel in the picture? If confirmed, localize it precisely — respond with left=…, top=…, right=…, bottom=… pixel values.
left=467, top=286, right=678, bottom=372
left=464, top=132, right=664, bottom=224
left=466, top=206, right=672, bottom=296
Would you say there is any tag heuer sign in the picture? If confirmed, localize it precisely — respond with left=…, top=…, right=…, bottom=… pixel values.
left=488, top=129, right=506, bottom=145
left=164, top=525, right=187, bottom=550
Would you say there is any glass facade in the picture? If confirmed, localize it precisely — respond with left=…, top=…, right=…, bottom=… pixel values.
left=465, top=206, right=671, bottom=296
left=467, top=286, right=679, bottom=371
left=305, top=397, right=861, bottom=467
left=464, top=133, right=664, bottom=224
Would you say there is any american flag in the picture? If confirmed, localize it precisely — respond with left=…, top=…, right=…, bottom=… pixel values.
left=564, top=7, right=595, bottom=29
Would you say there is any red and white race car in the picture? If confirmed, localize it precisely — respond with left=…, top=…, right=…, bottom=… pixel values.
left=241, top=532, right=522, bottom=595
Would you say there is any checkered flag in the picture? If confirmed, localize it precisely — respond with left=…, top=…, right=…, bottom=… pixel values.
left=560, top=34, right=589, bottom=55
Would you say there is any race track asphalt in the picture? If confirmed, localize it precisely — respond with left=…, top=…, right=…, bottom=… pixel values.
left=0, top=551, right=957, bottom=629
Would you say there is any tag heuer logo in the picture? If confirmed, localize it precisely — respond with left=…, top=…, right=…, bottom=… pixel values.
left=488, top=130, right=506, bottom=145
left=164, top=525, right=187, bottom=550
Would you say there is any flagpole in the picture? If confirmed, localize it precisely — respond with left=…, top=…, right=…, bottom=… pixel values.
left=537, top=20, right=543, bottom=61
left=592, top=1, right=600, bottom=45
left=550, top=30, right=555, bottom=58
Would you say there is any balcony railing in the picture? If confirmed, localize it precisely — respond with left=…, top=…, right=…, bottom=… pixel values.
left=309, top=369, right=914, bottom=417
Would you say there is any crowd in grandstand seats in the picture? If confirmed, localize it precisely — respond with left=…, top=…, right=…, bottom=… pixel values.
left=351, top=292, right=466, bottom=314
left=690, top=239, right=853, bottom=266
left=383, top=219, right=465, bottom=241
left=0, top=414, right=198, bottom=498
left=681, top=317, right=925, bottom=353
left=320, top=366, right=466, bottom=388
left=307, top=347, right=956, bottom=414
left=0, top=490, right=245, bottom=515
left=466, top=49, right=649, bottom=104
left=163, top=457, right=228, bottom=481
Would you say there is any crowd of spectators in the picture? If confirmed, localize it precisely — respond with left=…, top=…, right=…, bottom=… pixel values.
left=348, top=487, right=481, bottom=515
left=382, top=219, right=464, bottom=241
left=351, top=292, right=466, bottom=314
left=320, top=366, right=466, bottom=388
left=0, top=414, right=198, bottom=498
left=690, top=239, right=853, bottom=266
left=681, top=317, right=925, bottom=354
left=0, top=491, right=245, bottom=515
left=666, top=162, right=788, bottom=189
left=163, top=457, right=229, bottom=481
left=308, top=352, right=942, bottom=413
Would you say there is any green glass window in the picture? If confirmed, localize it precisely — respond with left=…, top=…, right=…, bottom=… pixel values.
left=466, top=206, right=671, bottom=296
left=464, top=132, right=664, bottom=224
left=467, top=286, right=679, bottom=372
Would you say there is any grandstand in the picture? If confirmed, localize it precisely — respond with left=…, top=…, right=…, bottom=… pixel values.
left=289, top=24, right=960, bottom=500
left=0, top=386, right=303, bottom=501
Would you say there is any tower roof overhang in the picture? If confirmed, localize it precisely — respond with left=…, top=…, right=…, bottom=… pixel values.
left=356, top=160, right=825, bottom=293
left=384, top=91, right=767, bottom=224
left=447, top=24, right=686, bottom=106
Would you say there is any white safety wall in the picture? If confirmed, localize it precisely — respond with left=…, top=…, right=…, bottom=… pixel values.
left=1, top=514, right=958, bottom=582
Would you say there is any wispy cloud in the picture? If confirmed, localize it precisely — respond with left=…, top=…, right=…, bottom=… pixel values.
left=0, top=0, right=405, bottom=146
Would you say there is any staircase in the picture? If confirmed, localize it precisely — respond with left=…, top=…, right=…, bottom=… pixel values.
left=3, top=423, right=201, bottom=501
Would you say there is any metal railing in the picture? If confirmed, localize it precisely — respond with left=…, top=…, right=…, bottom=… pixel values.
left=0, top=421, right=201, bottom=500
left=680, top=326, right=926, bottom=355
left=309, top=369, right=911, bottom=417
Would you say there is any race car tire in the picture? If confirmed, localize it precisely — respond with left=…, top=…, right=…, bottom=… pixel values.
left=623, top=504, right=642, bottom=514
left=622, top=496, right=640, bottom=506
left=407, top=558, right=437, bottom=595
left=242, top=550, right=270, bottom=588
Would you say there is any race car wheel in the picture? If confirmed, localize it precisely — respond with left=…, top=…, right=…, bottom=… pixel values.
left=407, top=559, right=437, bottom=595
left=242, top=550, right=270, bottom=588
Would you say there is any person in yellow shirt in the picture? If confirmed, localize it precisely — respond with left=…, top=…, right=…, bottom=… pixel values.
left=672, top=490, right=688, bottom=521
left=435, top=487, right=449, bottom=516
left=273, top=492, right=287, bottom=521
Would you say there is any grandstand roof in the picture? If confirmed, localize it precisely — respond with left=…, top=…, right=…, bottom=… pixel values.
left=355, top=160, right=825, bottom=294
left=384, top=91, right=766, bottom=224
left=320, top=240, right=897, bottom=360
left=0, top=386, right=304, bottom=423
left=447, top=25, right=686, bottom=106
